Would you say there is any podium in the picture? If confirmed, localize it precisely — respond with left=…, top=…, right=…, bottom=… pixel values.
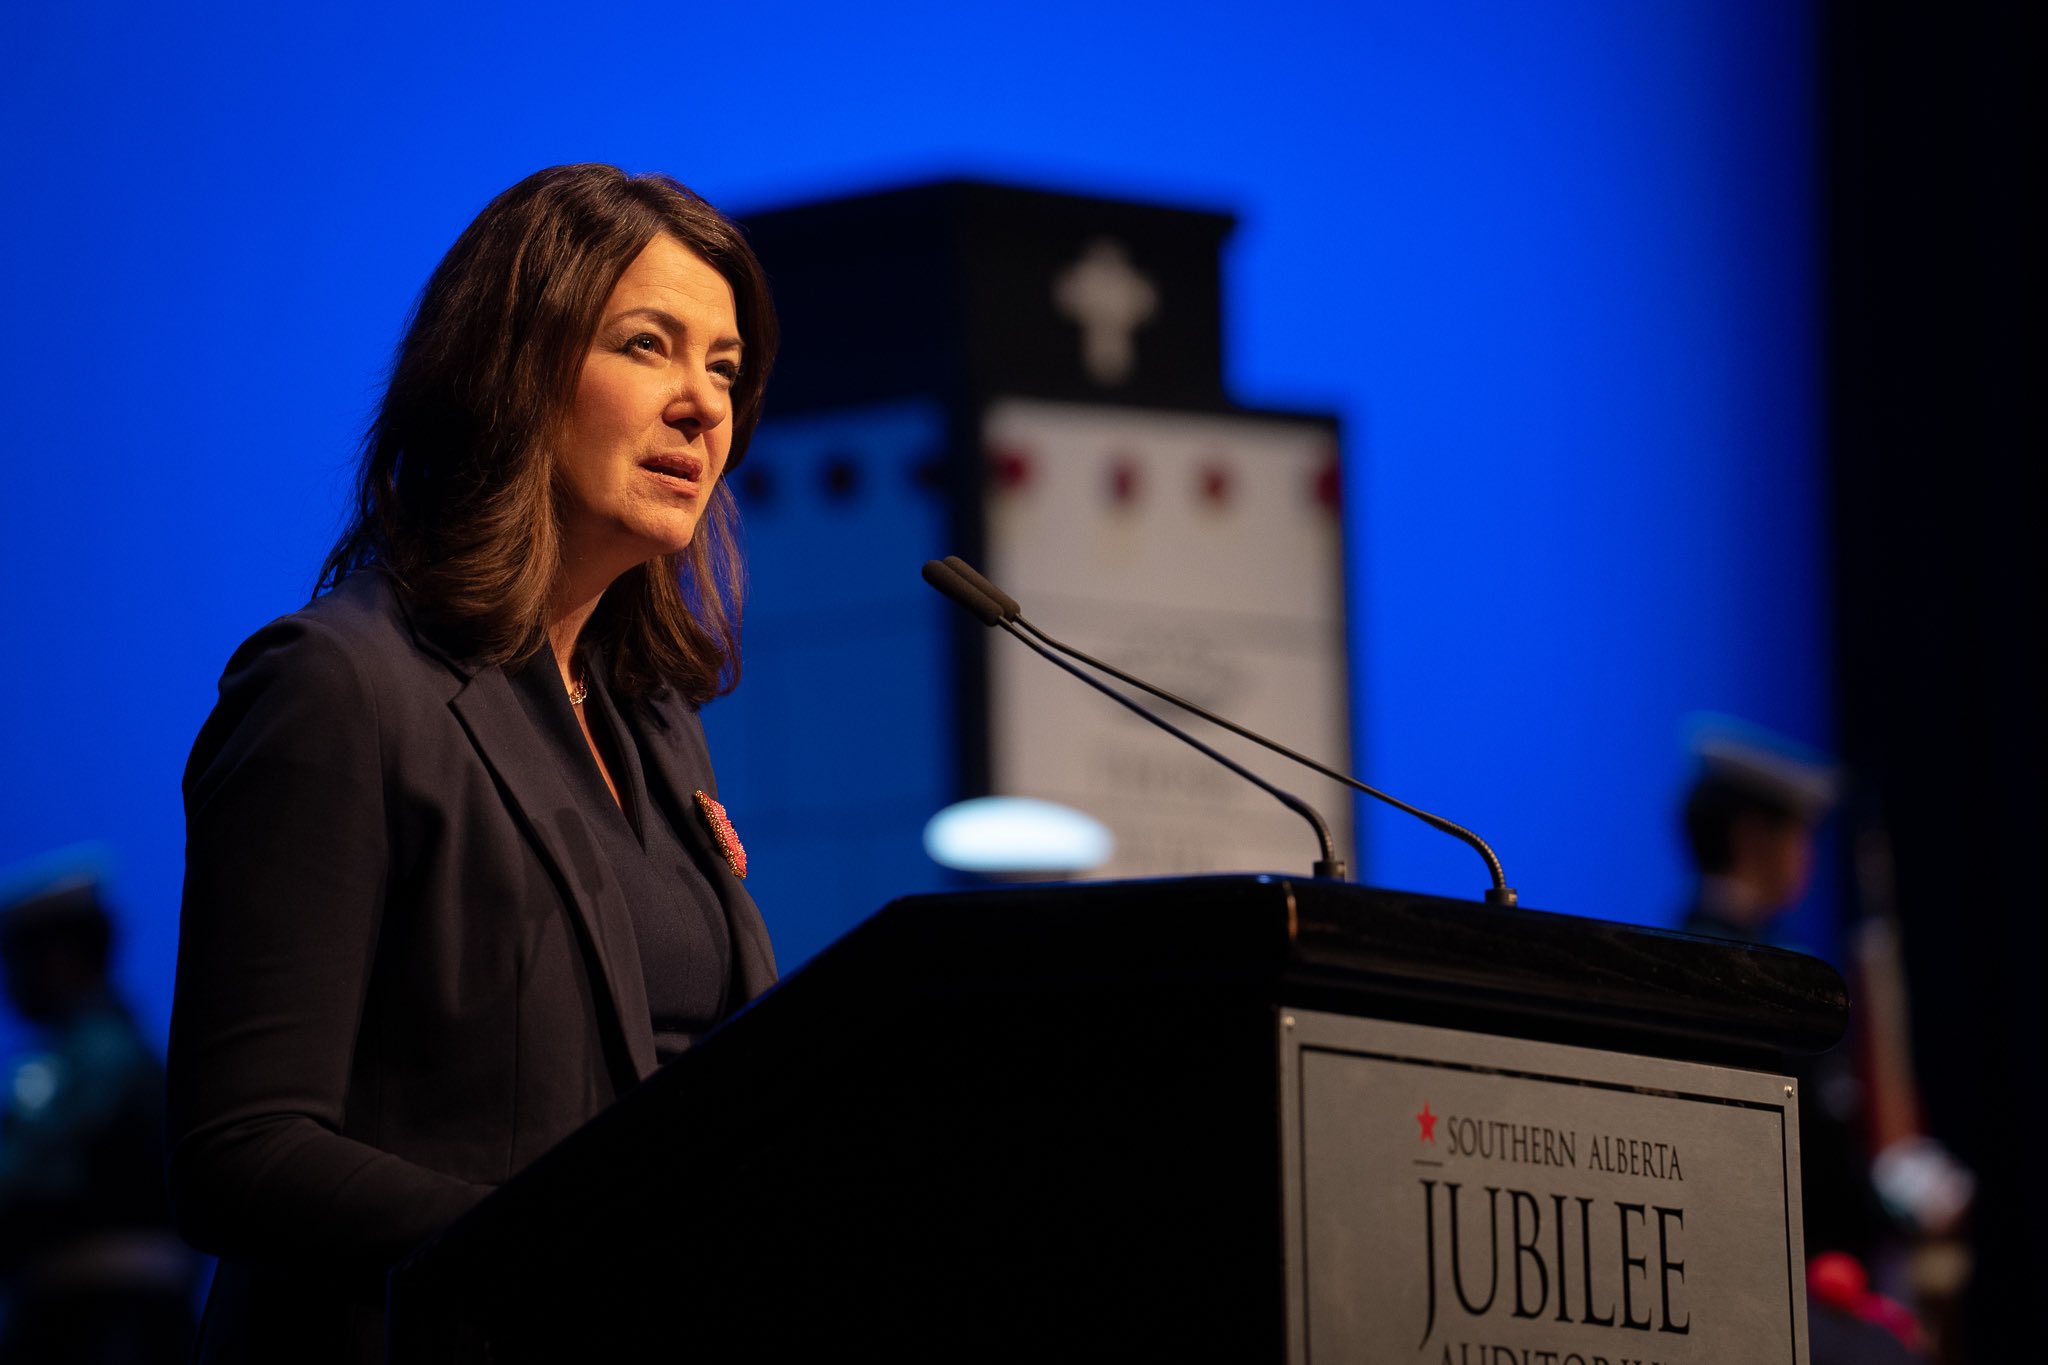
left=388, top=877, right=1844, bottom=1361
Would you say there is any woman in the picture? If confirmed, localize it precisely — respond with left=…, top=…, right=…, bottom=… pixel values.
left=166, top=165, right=778, bottom=1362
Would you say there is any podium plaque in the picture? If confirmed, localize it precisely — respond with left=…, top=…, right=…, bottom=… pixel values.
left=1282, top=1012, right=1807, bottom=1363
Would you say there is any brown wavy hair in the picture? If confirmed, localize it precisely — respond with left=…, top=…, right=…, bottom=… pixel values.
left=318, top=164, right=777, bottom=703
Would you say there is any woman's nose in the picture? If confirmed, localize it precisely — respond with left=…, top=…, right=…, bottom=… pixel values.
left=667, top=374, right=728, bottom=432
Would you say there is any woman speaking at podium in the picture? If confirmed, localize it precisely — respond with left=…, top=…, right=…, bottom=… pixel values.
left=166, top=165, right=779, bottom=1361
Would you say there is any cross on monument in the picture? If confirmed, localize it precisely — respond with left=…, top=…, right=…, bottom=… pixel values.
left=1052, top=237, right=1159, bottom=387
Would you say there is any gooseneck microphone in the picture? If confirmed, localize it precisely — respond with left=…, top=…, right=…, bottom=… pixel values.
left=922, top=558, right=1347, bottom=881
left=928, top=556, right=1518, bottom=907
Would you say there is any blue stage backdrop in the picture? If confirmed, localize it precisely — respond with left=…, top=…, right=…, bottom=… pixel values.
left=0, top=0, right=1824, bottom=1058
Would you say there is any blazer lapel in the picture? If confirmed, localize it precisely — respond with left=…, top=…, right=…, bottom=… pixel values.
left=447, top=667, right=660, bottom=1084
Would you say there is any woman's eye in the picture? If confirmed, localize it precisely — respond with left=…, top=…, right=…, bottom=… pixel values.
left=711, top=360, right=742, bottom=384
left=625, top=334, right=661, bottom=354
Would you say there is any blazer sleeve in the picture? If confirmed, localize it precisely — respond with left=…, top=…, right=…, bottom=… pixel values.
left=167, top=613, right=490, bottom=1266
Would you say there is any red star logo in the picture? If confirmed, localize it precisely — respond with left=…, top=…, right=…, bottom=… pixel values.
left=1416, top=1102, right=1439, bottom=1143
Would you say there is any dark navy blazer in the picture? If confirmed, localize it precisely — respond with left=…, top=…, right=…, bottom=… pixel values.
left=167, top=570, right=775, bottom=1362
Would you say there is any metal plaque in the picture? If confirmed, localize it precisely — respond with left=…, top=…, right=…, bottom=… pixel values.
left=1279, top=1010, right=1808, bottom=1365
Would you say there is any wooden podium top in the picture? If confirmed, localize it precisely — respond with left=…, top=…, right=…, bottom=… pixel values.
left=781, top=875, right=1847, bottom=1063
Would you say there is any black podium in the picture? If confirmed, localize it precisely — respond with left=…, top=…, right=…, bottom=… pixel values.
left=388, top=877, right=1844, bottom=1362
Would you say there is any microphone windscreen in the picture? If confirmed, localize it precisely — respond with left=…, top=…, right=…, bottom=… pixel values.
left=943, top=557, right=1020, bottom=621
left=921, top=559, right=1002, bottom=626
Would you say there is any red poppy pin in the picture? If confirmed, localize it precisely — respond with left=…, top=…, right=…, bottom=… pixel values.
left=693, top=790, right=748, bottom=880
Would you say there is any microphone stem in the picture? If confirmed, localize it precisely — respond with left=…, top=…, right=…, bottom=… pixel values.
left=997, top=621, right=1345, bottom=881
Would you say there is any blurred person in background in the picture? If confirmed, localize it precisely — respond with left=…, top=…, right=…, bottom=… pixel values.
left=1679, top=728, right=1970, bottom=1364
left=0, top=875, right=195, bottom=1364
left=1679, top=732, right=1836, bottom=948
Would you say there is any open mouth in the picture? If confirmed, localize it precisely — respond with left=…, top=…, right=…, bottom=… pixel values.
left=641, top=454, right=704, bottom=487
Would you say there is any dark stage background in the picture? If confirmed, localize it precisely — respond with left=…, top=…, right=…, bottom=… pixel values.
left=0, top=0, right=2035, bottom=1352
left=1824, top=0, right=2043, bottom=1353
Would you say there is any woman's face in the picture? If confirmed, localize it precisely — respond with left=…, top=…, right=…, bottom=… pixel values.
left=553, top=232, right=742, bottom=594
